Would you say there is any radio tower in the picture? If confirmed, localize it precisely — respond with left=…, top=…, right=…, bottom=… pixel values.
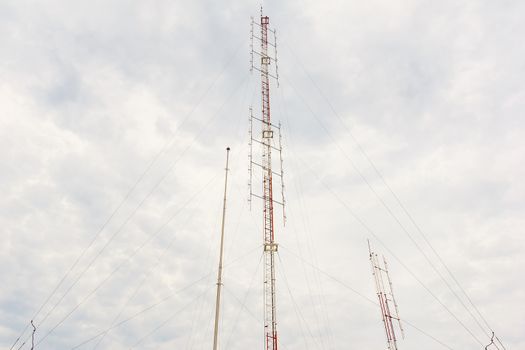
left=368, top=240, right=404, bottom=350
left=249, top=8, right=285, bottom=350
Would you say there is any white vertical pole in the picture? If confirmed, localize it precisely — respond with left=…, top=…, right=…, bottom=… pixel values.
left=212, top=147, right=231, bottom=350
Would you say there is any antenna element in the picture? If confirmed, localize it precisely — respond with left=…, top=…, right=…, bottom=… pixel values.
left=212, top=147, right=231, bottom=350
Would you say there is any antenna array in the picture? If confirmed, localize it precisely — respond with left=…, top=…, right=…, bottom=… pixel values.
left=368, top=241, right=404, bottom=350
left=248, top=9, right=285, bottom=350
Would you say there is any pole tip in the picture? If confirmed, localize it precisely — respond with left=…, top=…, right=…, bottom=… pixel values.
left=226, top=147, right=230, bottom=151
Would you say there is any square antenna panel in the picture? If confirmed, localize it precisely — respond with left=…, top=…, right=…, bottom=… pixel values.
left=263, top=130, right=274, bottom=138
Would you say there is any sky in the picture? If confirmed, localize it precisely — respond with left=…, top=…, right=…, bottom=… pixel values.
left=1, top=0, right=524, bottom=349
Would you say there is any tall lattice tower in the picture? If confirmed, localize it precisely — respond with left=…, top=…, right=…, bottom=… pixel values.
left=368, top=241, right=405, bottom=350
left=249, top=9, right=285, bottom=350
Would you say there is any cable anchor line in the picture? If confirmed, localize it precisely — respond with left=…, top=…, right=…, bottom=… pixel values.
left=289, top=42, right=508, bottom=348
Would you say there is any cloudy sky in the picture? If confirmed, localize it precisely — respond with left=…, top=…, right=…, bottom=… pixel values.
left=1, top=0, right=524, bottom=349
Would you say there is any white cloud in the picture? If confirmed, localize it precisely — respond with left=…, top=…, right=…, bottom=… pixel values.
left=1, top=0, right=523, bottom=349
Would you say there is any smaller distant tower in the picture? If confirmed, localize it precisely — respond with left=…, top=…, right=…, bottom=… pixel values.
left=368, top=240, right=404, bottom=350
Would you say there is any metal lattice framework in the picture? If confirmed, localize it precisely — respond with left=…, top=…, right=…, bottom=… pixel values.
left=368, top=241, right=404, bottom=350
left=249, top=9, right=284, bottom=350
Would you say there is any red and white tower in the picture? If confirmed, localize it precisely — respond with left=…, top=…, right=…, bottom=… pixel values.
left=249, top=9, right=285, bottom=350
left=368, top=241, right=405, bottom=350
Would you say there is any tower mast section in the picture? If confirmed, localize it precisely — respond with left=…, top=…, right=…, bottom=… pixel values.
left=212, top=147, right=231, bottom=350
left=368, top=240, right=404, bottom=350
left=249, top=9, right=283, bottom=350
left=260, top=12, right=278, bottom=350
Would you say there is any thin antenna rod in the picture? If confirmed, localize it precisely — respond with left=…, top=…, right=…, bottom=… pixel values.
left=248, top=107, right=253, bottom=210
left=383, top=255, right=404, bottom=339
left=212, top=147, right=231, bottom=350
left=278, top=123, right=286, bottom=225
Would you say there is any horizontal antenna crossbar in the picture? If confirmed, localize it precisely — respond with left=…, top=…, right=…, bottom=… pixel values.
left=250, top=19, right=276, bottom=34
left=251, top=161, right=283, bottom=177
left=251, top=66, right=278, bottom=80
left=252, top=36, right=276, bottom=47
left=251, top=115, right=280, bottom=129
left=252, top=50, right=277, bottom=59
left=251, top=138, right=281, bottom=152
left=250, top=193, right=284, bottom=206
